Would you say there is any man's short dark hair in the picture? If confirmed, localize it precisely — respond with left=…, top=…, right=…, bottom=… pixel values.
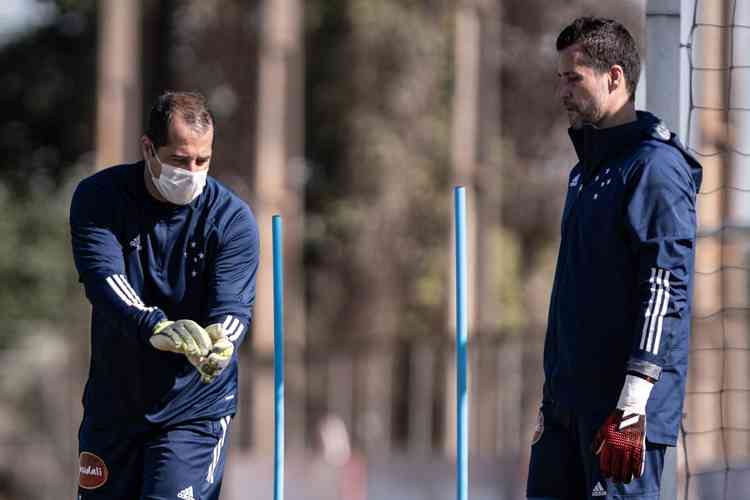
left=556, top=17, right=641, bottom=102
left=146, top=91, right=214, bottom=148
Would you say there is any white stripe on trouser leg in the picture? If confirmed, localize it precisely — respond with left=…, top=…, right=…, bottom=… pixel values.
left=652, top=271, right=671, bottom=354
left=639, top=268, right=658, bottom=350
left=206, top=417, right=229, bottom=484
left=106, top=276, right=136, bottom=307
left=208, top=447, right=219, bottom=484
left=228, top=324, right=244, bottom=342
left=206, top=417, right=230, bottom=484
left=645, top=270, right=666, bottom=353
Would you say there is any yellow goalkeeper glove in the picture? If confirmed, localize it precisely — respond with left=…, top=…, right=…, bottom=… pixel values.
left=150, top=319, right=212, bottom=358
left=189, top=323, right=235, bottom=383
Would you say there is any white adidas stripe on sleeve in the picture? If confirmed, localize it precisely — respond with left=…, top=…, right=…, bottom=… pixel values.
left=228, top=323, right=245, bottom=342
left=222, top=315, right=234, bottom=330
left=639, top=268, right=671, bottom=355
left=651, top=271, right=671, bottom=355
left=106, top=276, right=135, bottom=307
left=118, top=274, right=147, bottom=306
left=639, top=268, right=657, bottom=351
left=105, top=275, right=154, bottom=312
left=218, top=315, right=246, bottom=342
left=645, top=269, right=666, bottom=353
left=113, top=274, right=143, bottom=306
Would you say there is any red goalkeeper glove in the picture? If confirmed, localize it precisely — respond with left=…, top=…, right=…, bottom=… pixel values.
left=592, top=374, right=654, bottom=484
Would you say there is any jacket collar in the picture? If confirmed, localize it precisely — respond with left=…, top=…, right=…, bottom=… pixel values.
left=568, top=111, right=661, bottom=179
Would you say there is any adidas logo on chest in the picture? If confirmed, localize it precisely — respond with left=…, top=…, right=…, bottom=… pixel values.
left=177, top=486, right=195, bottom=500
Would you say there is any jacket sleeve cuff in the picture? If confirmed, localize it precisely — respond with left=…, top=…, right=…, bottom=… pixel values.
left=626, top=358, right=662, bottom=381
left=140, top=310, right=168, bottom=344
left=208, top=314, right=248, bottom=343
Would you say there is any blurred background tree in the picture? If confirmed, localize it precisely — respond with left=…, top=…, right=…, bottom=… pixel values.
left=0, top=0, right=95, bottom=330
left=0, top=2, right=96, bottom=497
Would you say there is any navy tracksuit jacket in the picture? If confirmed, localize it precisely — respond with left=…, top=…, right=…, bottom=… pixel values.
left=70, top=162, right=259, bottom=425
left=543, top=111, right=702, bottom=445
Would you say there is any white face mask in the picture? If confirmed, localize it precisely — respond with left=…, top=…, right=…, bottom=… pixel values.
left=147, top=146, right=207, bottom=205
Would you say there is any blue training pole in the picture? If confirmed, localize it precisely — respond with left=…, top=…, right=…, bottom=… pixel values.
left=454, top=186, right=469, bottom=500
left=272, top=215, right=285, bottom=500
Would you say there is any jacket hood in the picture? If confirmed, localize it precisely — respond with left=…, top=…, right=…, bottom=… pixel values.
left=568, top=111, right=702, bottom=191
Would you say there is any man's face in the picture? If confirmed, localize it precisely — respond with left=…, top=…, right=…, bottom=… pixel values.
left=557, top=45, right=610, bottom=129
left=144, top=114, right=214, bottom=176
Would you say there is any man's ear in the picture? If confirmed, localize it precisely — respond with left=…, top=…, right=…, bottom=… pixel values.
left=608, top=65, right=626, bottom=94
left=141, top=135, right=158, bottom=158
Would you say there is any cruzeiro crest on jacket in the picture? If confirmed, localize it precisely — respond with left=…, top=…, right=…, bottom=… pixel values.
left=590, top=167, right=615, bottom=201
left=569, top=173, right=581, bottom=188
left=185, top=236, right=206, bottom=279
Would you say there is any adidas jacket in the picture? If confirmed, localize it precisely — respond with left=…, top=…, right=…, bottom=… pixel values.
left=543, top=111, right=703, bottom=445
left=70, top=162, right=259, bottom=425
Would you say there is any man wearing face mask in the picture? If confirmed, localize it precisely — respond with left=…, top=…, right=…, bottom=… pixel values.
left=70, top=91, right=259, bottom=499
left=526, top=18, right=702, bottom=500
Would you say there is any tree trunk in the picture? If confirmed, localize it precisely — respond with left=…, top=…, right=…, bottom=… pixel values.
left=96, top=0, right=141, bottom=169
left=253, top=0, right=306, bottom=453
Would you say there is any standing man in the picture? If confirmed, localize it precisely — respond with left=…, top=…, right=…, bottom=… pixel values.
left=526, top=18, right=702, bottom=500
left=70, top=91, right=259, bottom=499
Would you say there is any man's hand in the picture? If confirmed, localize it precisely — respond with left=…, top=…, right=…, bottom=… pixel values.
left=150, top=319, right=212, bottom=357
left=189, top=323, right=234, bottom=383
left=593, top=374, right=654, bottom=483
left=593, top=409, right=646, bottom=483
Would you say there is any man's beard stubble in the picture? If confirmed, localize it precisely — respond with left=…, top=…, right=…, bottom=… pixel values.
left=566, top=101, right=602, bottom=129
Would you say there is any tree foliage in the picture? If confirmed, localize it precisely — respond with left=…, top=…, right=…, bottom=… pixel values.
left=0, top=173, right=86, bottom=330
left=0, top=1, right=96, bottom=339
left=305, top=0, right=454, bottom=344
left=0, top=1, right=96, bottom=193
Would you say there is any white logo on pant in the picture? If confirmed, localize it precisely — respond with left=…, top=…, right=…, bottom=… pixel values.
left=177, top=486, right=195, bottom=500
left=592, top=481, right=606, bottom=497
